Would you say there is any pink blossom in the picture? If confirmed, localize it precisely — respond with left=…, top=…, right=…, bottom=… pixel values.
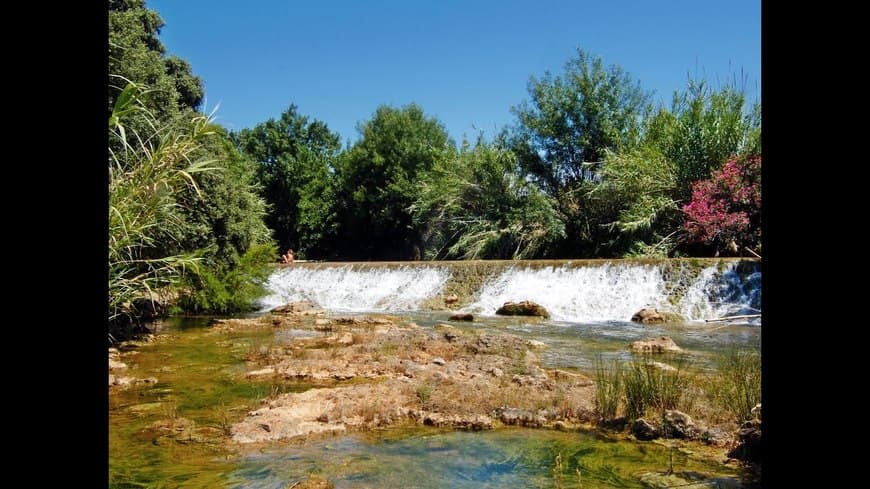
left=682, top=155, right=761, bottom=253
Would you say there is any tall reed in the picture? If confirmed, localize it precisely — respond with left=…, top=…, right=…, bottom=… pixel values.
left=108, top=76, right=219, bottom=323
left=709, top=348, right=761, bottom=423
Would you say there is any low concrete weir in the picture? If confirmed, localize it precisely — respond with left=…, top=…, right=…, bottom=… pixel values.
left=259, top=258, right=761, bottom=323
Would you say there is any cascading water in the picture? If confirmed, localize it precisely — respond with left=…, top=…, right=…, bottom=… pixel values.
left=258, top=265, right=451, bottom=312
left=259, top=260, right=761, bottom=324
left=465, top=263, right=667, bottom=322
left=678, top=261, right=762, bottom=322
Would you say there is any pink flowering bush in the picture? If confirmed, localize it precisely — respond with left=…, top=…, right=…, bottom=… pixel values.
left=682, top=155, right=761, bottom=255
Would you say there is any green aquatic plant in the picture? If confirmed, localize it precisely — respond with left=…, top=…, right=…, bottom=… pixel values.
left=709, top=348, right=761, bottom=423
left=593, top=355, right=623, bottom=422
left=624, top=355, right=693, bottom=420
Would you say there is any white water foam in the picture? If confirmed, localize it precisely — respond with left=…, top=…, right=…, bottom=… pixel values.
left=258, top=261, right=760, bottom=323
left=257, top=265, right=451, bottom=313
left=465, top=263, right=668, bottom=322
left=678, top=262, right=762, bottom=323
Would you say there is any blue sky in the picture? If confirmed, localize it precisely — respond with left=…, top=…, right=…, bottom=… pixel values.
left=148, top=0, right=760, bottom=146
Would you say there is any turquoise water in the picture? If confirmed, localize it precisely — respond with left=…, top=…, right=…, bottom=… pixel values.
left=228, top=428, right=744, bottom=488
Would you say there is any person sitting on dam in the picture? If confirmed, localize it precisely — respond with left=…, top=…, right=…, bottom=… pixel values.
left=281, top=249, right=295, bottom=264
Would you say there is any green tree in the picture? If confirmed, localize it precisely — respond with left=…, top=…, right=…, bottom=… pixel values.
left=108, top=0, right=204, bottom=122
left=235, top=106, right=341, bottom=258
left=335, top=104, right=453, bottom=259
left=588, top=78, right=761, bottom=257
left=109, top=1, right=277, bottom=322
left=503, top=48, right=651, bottom=257
left=508, top=48, right=650, bottom=195
left=649, top=79, right=760, bottom=201
left=412, top=139, right=563, bottom=259
left=170, top=125, right=276, bottom=313
left=589, top=146, right=681, bottom=257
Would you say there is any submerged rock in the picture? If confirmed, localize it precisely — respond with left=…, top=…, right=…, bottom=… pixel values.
left=647, top=361, right=677, bottom=372
left=292, top=476, right=335, bottom=489
left=109, top=358, right=128, bottom=371
left=448, top=312, right=474, bottom=321
left=495, top=300, right=550, bottom=318
left=639, top=471, right=728, bottom=489
left=630, top=336, right=683, bottom=354
left=109, top=375, right=158, bottom=388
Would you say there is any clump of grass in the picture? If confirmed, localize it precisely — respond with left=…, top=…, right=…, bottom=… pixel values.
left=162, top=400, right=179, bottom=421
left=624, top=355, right=693, bottom=420
left=247, top=342, right=277, bottom=365
left=709, top=348, right=761, bottom=423
left=416, top=384, right=433, bottom=406
left=594, top=355, right=623, bottom=421
left=214, top=402, right=234, bottom=437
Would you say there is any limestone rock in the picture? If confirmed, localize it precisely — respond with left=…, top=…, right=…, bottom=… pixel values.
left=632, top=418, right=661, bottom=440
left=630, top=336, right=683, bottom=354
left=663, top=409, right=695, bottom=439
left=631, top=307, right=664, bottom=324
left=495, top=300, right=550, bottom=318
left=271, top=300, right=324, bottom=316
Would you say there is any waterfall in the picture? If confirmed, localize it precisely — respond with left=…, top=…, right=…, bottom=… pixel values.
left=465, top=264, right=667, bottom=322
left=678, top=262, right=762, bottom=322
left=258, top=265, right=451, bottom=312
left=259, top=260, right=760, bottom=323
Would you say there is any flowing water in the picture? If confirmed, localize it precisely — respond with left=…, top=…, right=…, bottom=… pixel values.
left=110, top=259, right=761, bottom=488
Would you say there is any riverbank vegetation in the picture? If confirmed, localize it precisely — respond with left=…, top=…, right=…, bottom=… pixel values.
left=108, top=0, right=761, bottom=326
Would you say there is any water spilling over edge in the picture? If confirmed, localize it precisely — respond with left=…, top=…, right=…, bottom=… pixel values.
left=258, top=260, right=761, bottom=324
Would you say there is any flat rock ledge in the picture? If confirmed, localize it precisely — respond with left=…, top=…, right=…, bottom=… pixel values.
left=230, top=313, right=595, bottom=444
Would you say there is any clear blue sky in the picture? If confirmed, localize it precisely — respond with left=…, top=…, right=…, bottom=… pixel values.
left=148, top=0, right=760, bottom=146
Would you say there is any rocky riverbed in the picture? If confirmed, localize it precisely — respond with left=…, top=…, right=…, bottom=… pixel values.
left=213, top=301, right=597, bottom=445
left=109, top=302, right=761, bottom=487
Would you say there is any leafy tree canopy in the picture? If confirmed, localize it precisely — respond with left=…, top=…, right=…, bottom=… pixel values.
left=507, top=48, right=651, bottom=195
left=108, top=0, right=204, bottom=122
left=413, top=138, right=563, bottom=259
left=234, top=105, right=341, bottom=257
left=335, top=103, right=454, bottom=260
